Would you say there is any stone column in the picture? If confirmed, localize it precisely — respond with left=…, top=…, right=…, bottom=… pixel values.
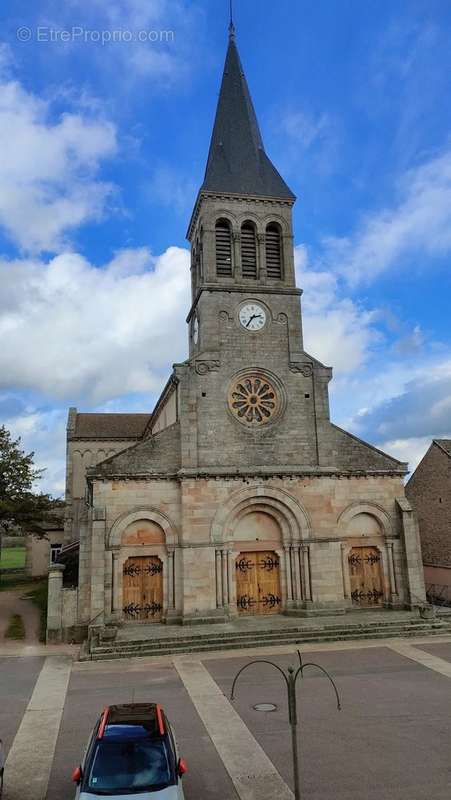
left=397, top=497, right=426, bottom=607
left=215, top=549, right=222, bottom=608
left=257, top=232, right=266, bottom=283
left=341, top=543, right=350, bottom=600
left=166, top=550, right=173, bottom=610
left=227, top=549, right=235, bottom=615
left=221, top=550, right=229, bottom=606
left=301, top=544, right=312, bottom=602
left=104, top=550, right=113, bottom=619
left=292, top=545, right=302, bottom=604
left=112, top=551, right=121, bottom=615
left=284, top=545, right=293, bottom=603
left=386, top=541, right=398, bottom=597
left=233, top=232, right=241, bottom=280
left=47, top=564, right=65, bottom=643
left=165, top=549, right=179, bottom=622
left=90, top=509, right=106, bottom=624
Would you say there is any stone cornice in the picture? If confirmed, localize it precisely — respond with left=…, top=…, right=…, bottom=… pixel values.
left=186, top=284, right=303, bottom=323
left=69, top=436, right=142, bottom=443
left=87, top=466, right=406, bottom=484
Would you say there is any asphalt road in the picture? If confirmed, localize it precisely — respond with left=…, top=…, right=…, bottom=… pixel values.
left=2, top=639, right=451, bottom=800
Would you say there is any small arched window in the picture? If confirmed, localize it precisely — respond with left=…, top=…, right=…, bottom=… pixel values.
left=215, top=218, right=233, bottom=276
left=241, top=222, right=257, bottom=279
left=265, top=223, right=282, bottom=279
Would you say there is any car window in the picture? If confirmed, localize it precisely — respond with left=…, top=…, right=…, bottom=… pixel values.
left=85, top=738, right=174, bottom=794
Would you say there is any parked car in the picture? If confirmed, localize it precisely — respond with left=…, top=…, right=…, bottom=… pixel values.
left=72, top=703, right=187, bottom=798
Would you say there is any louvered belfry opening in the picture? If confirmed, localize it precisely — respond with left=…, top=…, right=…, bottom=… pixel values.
left=241, top=222, right=257, bottom=279
left=215, top=218, right=233, bottom=276
left=265, top=223, right=282, bottom=279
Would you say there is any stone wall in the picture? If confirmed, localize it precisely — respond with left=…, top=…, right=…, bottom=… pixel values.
left=406, top=442, right=451, bottom=566
left=76, top=471, right=423, bottom=627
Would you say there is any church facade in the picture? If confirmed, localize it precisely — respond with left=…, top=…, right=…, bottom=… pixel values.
left=54, top=27, right=426, bottom=639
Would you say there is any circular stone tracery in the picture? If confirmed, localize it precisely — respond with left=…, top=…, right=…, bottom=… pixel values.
left=228, top=372, right=282, bottom=426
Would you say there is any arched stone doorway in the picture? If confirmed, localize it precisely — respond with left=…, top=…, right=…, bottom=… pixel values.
left=234, top=512, right=282, bottom=615
left=338, top=507, right=398, bottom=608
left=106, top=508, right=179, bottom=624
left=211, top=487, right=312, bottom=617
left=121, top=522, right=165, bottom=622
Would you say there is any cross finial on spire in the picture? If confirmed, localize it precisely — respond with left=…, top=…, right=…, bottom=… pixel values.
left=229, top=0, right=235, bottom=38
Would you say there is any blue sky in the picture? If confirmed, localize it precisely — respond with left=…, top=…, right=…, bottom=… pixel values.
left=0, top=0, right=450, bottom=495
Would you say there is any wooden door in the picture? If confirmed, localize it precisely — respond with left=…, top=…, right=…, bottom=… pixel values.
left=236, top=551, right=281, bottom=615
left=123, top=556, right=163, bottom=622
left=348, top=547, right=383, bottom=607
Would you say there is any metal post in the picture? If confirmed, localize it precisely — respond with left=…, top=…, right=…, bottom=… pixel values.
left=287, top=667, right=301, bottom=800
left=230, top=652, right=341, bottom=800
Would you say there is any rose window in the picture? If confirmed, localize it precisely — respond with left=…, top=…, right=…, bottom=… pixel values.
left=228, top=373, right=281, bottom=426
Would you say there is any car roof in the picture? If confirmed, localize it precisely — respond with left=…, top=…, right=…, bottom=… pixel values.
left=98, top=703, right=166, bottom=739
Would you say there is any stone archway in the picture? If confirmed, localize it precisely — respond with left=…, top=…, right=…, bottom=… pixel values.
left=106, top=507, right=179, bottom=623
left=211, top=486, right=312, bottom=615
left=337, top=503, right=397, bottom=607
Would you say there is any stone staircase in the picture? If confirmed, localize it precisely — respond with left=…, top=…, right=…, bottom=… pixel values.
left=83, top=614, right=451, bottom=661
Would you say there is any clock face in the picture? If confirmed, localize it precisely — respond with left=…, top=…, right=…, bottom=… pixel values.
left=239, top=303, right=266, bottom=331
left=193, top=317, right=199, bottom=344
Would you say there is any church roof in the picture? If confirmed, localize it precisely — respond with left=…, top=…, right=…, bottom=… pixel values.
left=200, top=29, right=295, bottom=201
left=72, top=413, right=151, bottom=440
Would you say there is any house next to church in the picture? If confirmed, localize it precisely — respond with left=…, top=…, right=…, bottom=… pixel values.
left=47, top=23, right=426, bottom=643
left=406, top=440, right=451, bottom=601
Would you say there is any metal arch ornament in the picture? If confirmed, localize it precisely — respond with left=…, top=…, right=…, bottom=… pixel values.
left=236, top=557, right=254, bottom=573
left=230, top=651, right=341, bottom=800
left=143, top=561, right=163, bottom=576
left=142, top=601, right=163, bottom=616
left=260, top=593, right=281, bottom=609
left=123, top=601, right=163, bottom=618
left=364, top=552, right=381, bottom=565
left=237, top=594, right=256, bottom=610
left=259, top=555, right=280, bottom=571
left=123, top=563, right=141, bottom=577
left=122, top=602, right=141, bottom=617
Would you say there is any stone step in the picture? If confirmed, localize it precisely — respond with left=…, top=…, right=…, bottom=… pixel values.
left=87, top=621, right=451, bottom=661
left=98, top=621, right=449, bottom=653
left=88, top=625, right=450, bottom=661
left=105, top=618, right=444, bottom=650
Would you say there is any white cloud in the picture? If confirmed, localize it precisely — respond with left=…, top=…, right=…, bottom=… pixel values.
left=147, top=164, right=197, bottom=213
left=46, top=0, right=202, bottom=84
left=0, top=76, right=117, bottom=253
left=295, top=245, right=378, bottom=373
left=323, top=149, right=451, bottom=284
left=279, top=109, right=331, bottom=150
left=0, top=246, right=190, bottom=403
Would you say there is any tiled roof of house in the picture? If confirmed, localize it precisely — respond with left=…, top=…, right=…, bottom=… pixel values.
left=72, top=413, right=151, bottom=440
left=434, top=439, right=451, bottom=457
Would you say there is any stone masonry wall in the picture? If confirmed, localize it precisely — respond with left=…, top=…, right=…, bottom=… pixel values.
left=406, top=443, right=451, bottom=566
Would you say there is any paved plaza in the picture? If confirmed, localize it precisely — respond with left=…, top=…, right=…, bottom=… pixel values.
left=2, top=635, right=451, bottom=799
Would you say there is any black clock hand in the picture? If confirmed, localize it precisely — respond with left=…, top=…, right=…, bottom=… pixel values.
left=246, top=314, right=257, bottom=328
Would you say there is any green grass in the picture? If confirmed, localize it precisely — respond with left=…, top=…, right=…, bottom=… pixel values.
left=5, top=613, right=26, bottom=639
left=0, top=573, right=32, bottom=591
left=25, top=581, right=48, bottom=642
left=0, top=546, right=26, bottom=569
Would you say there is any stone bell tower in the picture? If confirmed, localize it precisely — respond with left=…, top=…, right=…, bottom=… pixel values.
left=179, top=22, right=331, bottom=473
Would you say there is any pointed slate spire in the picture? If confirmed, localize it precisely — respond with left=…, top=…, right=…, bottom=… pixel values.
left=201, top=28, right=295, bottom=201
